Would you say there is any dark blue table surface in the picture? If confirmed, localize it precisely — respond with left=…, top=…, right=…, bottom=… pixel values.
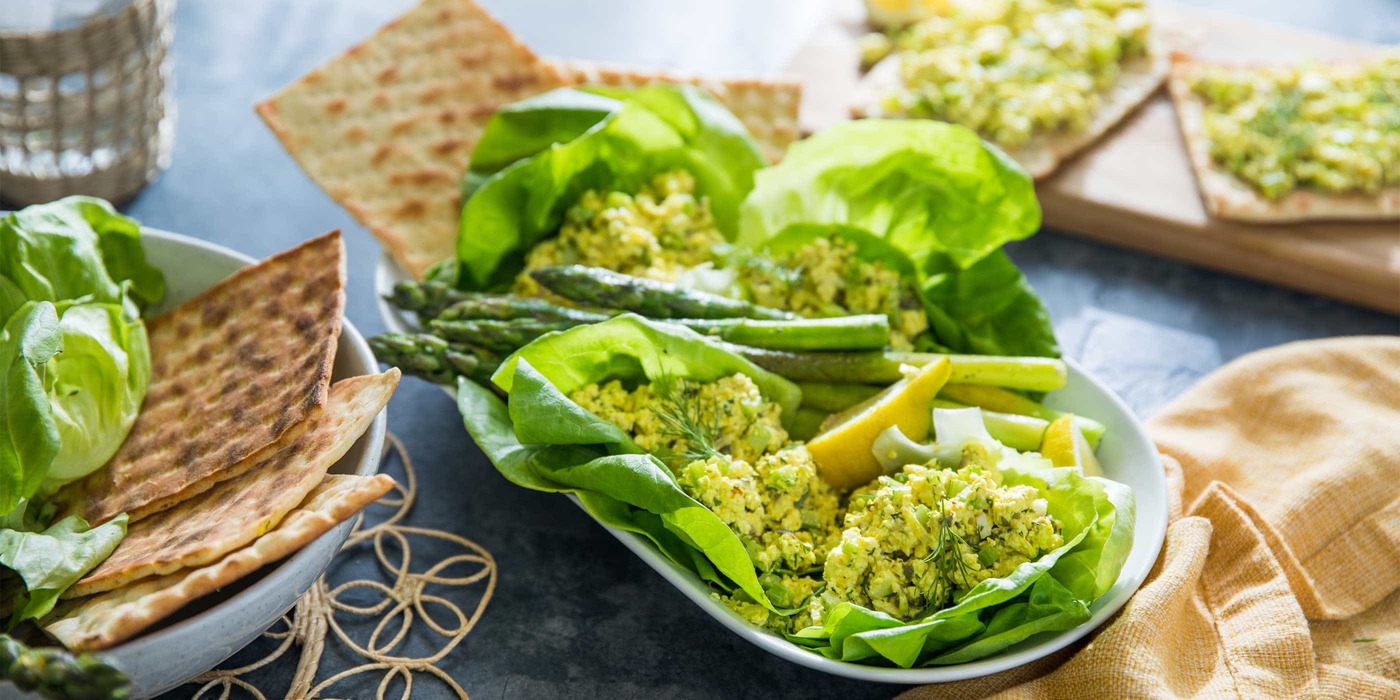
left=116, top=1, right=1399, bottom=698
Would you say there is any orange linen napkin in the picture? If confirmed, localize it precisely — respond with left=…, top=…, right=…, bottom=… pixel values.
left=901, top=335, right=1400, bottom=699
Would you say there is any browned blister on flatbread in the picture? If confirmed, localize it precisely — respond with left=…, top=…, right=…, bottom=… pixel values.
left=45, top=473, right=397, bottom=652
left=55, top=232, right=346, bottom=525
left=256, top=0, right=567, bottom=278
left=64, top=370, right=399, bottom=599
left=1167, top=52, right=1400, bottom=222
left=549, top=59, right=803, bottom=164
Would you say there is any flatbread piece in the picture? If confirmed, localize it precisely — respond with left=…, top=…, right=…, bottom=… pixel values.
left=1166, top=53, right=1400, bottom=223
left=256, top=0, right=567, bottom=278
left=55, top=232, right=346, bottom=525
left=64, top=370, right=399, bottom=598
left=853, top=48, right=1169, bottom=179
left=549, top=59, right=803, bottom=164
left=45, top=473, right=397, bottom=652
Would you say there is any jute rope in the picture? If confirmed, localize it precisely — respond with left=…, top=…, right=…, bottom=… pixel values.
left=184, top=434, right=497, bottom=700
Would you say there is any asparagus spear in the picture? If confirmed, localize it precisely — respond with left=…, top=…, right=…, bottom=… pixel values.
left=730, top=346, right=1068, bottom=392
left=369, top=333, right=497, bottom=385
left=789, top=407, right=829, bottom=442
left=0, top=634, right=130, bottom=700
left=679, top=314, right=889, bottom=351
left=531, top=265, right=795, bottom=320
left=797, top=383, right=883, bottom=413
left=438, top=296, right=613, bottom=324
left=430, top=319, right=574, bottom=354
left=385, top=280, right=480, bottom=319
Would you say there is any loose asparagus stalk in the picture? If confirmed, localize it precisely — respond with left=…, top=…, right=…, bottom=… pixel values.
left=386, top=280, right=480, bottom=319
left=0, top=634, right=130, bottom=700
left=731, top=346, right=1068, bottom=392
left=430, top=319, right=574, bottom=354
left=438, top=296, right=613, bottom=324
left=531, top=265, right=795, bottom=320
left=680, top=314, right=889, bottom=351
left=789, top=407, right=829, bottom=442
left=437, top=314, right=892, bottom=353
left=798, top=383, right=883, bottom=413
left=369, top=333, right=497, bottom=385
left=939, top=383, right=1105, bottom=447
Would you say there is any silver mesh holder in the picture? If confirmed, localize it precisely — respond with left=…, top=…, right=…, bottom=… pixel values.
left=0, top=0, right=174, bottom=206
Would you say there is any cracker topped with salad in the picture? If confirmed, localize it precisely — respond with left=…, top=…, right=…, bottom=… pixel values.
left=854, top=0, right=1167, bottom=178
left=1167, top=51, right=1400, bottom=222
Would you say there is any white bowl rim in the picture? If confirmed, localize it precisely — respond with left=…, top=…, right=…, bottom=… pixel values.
left=374, top=252, right=1168, bottom=683
left=96, top=228, right=387, bottom=658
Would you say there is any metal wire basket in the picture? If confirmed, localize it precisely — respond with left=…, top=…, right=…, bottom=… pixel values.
left=0, top=0, right=174, bottom=206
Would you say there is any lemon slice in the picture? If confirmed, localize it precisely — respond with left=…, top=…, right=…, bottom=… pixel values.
left=1041, top=415, right=1103, bottom=477
left=807, top=357, right=951, bottom=489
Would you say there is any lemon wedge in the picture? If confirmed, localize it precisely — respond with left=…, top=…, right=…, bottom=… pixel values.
left=865, top=0, right=950, bottom=29
left=1041, top=414, right=1103, bottom=477
left=807, top=357, right=951, bottom=490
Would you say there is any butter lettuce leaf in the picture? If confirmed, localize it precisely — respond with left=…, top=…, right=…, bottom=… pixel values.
left=455, top=85, right=766, bottom=290
left=42, top=301, right=151, bottom=487
left=0, top=302, right=62, bottom=514
left=0, top=196, right=163, bottom=315
left=737, top=120, right=1058, bottom=357
left=0, top=198, right=162, bottom=504
left=457, top=315, right=806, bottom=610
left=0, top=512, right=127, bottom=624
left=792, top=460, right=1133, bottom=668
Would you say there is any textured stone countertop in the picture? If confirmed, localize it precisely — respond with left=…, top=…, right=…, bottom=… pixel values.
left=127, top=1, right=1397, bottom=697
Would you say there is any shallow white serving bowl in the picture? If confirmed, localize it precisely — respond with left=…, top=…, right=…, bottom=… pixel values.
left=7, top=229, right=388, bottom=700
left=375, top=253, right=1167, bottom=684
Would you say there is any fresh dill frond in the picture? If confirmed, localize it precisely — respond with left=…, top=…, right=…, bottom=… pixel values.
left=651, top=374, right=723, bottom=464
left=922, top=499, right=977, bottom=591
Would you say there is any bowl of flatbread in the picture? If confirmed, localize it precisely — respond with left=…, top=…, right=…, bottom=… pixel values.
left=9, top=228, right=398, bottom=699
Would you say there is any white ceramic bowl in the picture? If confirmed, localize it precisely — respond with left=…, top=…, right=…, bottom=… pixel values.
left=8, top=230, right=388, bottom=700
left=375, top=253, right=1167, bottom=684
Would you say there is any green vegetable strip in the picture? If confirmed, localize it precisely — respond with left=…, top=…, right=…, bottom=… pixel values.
left=679, top=314, right=890, bottom=351
left=531, top=265, right=796, bottom=320
left=438, top=296, right=613, bottom=324
left=940, top=383, right=1106, bottom=448
left=369, top=332, right=498, bottom=385
left=430, top=319, right=573, bottom=354
left=0, top=634, right=131, bottom=700
left=931, top=399, right=1048, bottom=452
left=387, top=280, right=480, bottom=319
left=731, top=346, right=1067, bottom=392
left=943, top=354, right=1067, bottom=392
left=789, top=407, right=829, bottom=442
left=797, top=382, right=883, bottom=413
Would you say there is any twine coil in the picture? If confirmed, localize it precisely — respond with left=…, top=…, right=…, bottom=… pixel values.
left=185, top=434, right=497, bottom=700
left=0, top=0, right=174, bottom=205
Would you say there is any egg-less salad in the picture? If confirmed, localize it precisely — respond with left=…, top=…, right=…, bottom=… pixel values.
left=421, top=84, right=1129, bottom=669
left=460, top=315, right=1134, bottom=668
left=870, top=0, right=1152, bottom=148
left=569, top=370, right=1077, bottom=636
left=1188, top=54, right=1400, bottom=199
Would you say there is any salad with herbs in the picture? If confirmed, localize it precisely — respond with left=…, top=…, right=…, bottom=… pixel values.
left=369, top=85, right=1134, bottom=667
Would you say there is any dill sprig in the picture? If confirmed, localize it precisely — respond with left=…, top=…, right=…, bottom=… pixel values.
left=651, top=376, right=723, bottom=465
left=922, top=499, right=977, bottom=591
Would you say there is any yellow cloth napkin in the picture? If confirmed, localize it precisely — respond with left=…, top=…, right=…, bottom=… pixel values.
left=901, top=335, right=1400, bottom=699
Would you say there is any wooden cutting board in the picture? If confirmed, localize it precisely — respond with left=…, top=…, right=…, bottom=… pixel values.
left=784, top=0, right=1400, bottom=314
